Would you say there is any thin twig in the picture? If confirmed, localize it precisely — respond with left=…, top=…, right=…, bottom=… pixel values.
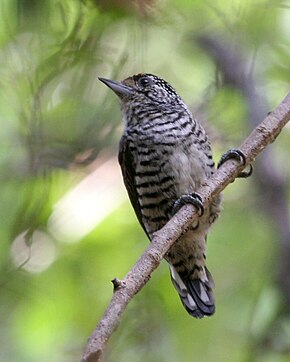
left=198, top=34, right=290, bottom=309
left=81, top=92, right=290, bottom=362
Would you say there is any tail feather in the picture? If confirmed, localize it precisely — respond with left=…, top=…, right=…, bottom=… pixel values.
left=169, top=265, right=215, bottom=318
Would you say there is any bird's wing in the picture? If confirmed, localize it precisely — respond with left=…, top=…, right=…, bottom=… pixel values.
left=118, top=135, right=149, bottom=238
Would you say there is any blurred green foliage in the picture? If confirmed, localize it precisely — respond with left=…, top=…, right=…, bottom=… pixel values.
left=0, top=0, right=290, bottom=361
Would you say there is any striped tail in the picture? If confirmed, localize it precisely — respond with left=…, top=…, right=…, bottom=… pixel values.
left=169, top=264, right=215, bottom=318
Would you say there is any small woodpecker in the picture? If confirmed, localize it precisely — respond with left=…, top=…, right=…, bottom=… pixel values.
left=99, top=73, right=245, bottom=318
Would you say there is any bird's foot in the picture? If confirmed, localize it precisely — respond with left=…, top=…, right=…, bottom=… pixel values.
left=217, top=149, right=253, bottom=178
left=172, top=192, right=204, bottom=217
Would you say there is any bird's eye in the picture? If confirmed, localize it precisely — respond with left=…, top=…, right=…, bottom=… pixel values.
left=137, top=77, right=152, bottom=88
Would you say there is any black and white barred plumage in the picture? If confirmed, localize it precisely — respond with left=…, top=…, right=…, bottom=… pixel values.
left=99, top=73, right=222, bottom=318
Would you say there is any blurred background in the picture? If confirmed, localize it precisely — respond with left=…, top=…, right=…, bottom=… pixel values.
left=0, top=0, right=290, bottom=361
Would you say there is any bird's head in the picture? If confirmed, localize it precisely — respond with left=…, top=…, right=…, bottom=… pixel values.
left=99, top=73, right=184, bottom=109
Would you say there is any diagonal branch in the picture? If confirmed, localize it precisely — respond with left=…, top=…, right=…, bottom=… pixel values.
left=81, top=92, right=290, bottom=362
left=198, top=34, right=290, bottom=311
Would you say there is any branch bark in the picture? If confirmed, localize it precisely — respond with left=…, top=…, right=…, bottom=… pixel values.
left=81, top=93, right=290, bottom=362
left=198, top=34, right=290, bottom=311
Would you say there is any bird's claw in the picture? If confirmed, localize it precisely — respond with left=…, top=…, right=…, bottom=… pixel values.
left=172, top=192, right=204, bottom=217
left=217, top=149, right=253, bottom=178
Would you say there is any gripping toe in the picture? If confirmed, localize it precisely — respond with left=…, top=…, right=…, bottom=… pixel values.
left=218, top=148, right=253, bottom=178
left=172, top=192, right=204, bottom=216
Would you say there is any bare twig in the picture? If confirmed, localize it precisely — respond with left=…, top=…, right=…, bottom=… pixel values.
left=198, top=34, right=290, bottom=310
left=81, top=93, right=290, bottom=362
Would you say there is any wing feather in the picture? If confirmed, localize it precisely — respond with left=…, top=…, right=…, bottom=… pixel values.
left=118, top=136, right=149, bottom=237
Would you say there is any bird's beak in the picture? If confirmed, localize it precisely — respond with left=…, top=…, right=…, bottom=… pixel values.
left=98, top=77, right=134, bottom=98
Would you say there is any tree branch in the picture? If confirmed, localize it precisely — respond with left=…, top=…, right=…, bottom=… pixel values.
left=81, top=93, right=290, bottom=362
left=198, top=34, right=290, bottom=311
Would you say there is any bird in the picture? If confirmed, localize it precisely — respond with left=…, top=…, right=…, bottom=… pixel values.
left=99, top=73, right=223, bottom=318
